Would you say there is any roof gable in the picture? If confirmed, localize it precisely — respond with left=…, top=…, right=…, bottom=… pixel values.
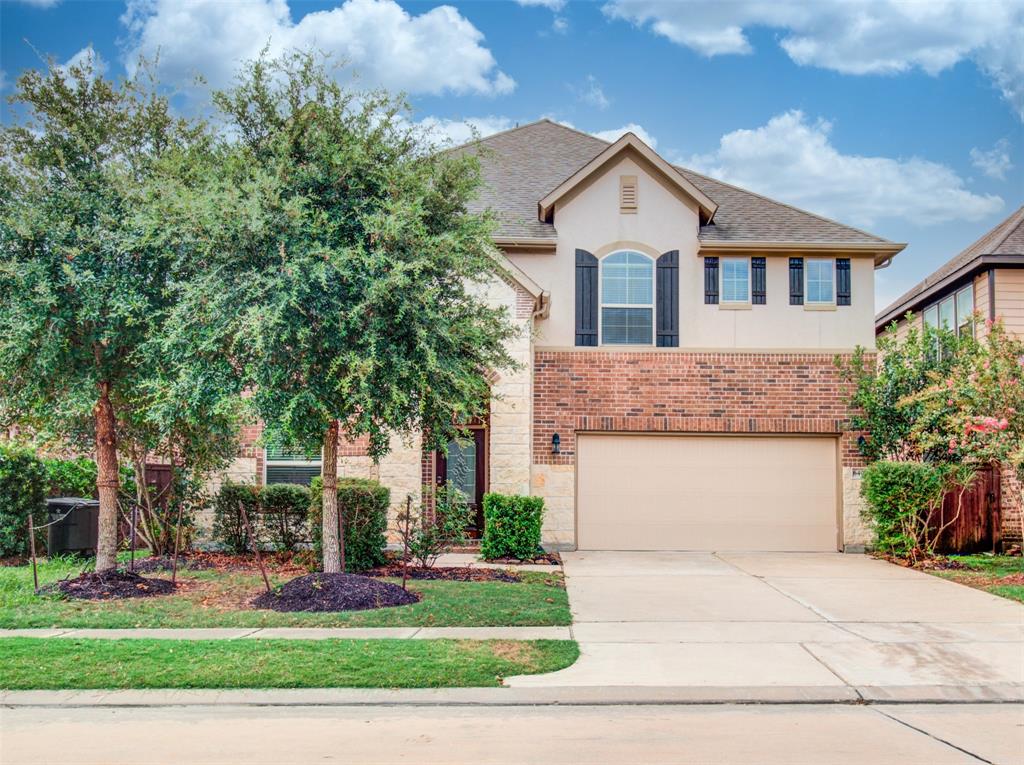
left=537, top=132, right=717, bottom=224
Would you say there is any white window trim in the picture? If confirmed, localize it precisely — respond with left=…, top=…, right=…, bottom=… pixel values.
left=805, top=258, right=836, bottom=306
left=598, top=250, right=656, bottom=347
left=922, top=283, right=976, bottom=338
left=720, top=256, right=751, bottom=305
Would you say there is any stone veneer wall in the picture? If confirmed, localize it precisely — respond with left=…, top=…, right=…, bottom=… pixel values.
left=531, top=350, right=870, bottom=551
left=1001, top=465, right=1023, bottom=548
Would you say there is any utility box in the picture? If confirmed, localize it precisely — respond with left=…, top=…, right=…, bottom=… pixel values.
left=46, top=498, right=100, bottom=556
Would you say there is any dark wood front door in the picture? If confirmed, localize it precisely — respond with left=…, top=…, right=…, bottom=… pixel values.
left=435, top=428, right=488, bottom=535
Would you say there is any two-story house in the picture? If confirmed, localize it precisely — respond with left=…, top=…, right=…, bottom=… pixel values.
left=225, top=120, right=905, bottom=553
left=876, top=205, right=1024, bottom=547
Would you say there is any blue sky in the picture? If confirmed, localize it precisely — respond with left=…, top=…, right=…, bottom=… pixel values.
left=2, top=0, right=1022, bottom=309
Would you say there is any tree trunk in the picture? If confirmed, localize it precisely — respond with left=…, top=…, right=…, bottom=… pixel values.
left=320, top=420, right=341, bottom=573
left=94, top=383, right=120, bottom=572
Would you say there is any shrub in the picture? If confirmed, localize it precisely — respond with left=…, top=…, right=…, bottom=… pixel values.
left=259, top=483, right=310, bottom=552
left=211, top=482, right=261, bottom=553
left=395, top=485, right=473, bottom=569
left=480, top=493, right=545, bottom=561
left=309, top=477, right=389, bottom=572
left=43, top=457, right=97, bottom=498
left=860, top=460, right=946, bottom=558
left=0, top=445, right=48, bottom=557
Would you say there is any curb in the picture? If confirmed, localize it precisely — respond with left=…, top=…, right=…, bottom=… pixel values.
left=3, top=684, right=1021, bottom=708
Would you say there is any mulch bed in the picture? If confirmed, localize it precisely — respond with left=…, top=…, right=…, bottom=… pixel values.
left=484, top=552, right=562, bottom=566
left=366, top=564, right=521, bottom=583
left=46, top=570, right=177, bottom=601
left=129, top=555, right=217, bottom=574
left=252, top=573, right=420, bottom=613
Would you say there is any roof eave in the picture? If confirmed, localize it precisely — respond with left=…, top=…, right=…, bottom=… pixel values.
left=875, top=253, right=1024, bottom=330
left=699, top=240, right=906, bottom=265
left=493, top=236, right=558, bottom=253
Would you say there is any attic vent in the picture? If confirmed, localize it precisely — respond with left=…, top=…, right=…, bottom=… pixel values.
left=619, top=175, right=638, bottom=213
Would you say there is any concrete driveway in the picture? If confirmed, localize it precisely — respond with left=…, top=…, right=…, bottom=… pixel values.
left=507, top=552, right=1024, bottom=700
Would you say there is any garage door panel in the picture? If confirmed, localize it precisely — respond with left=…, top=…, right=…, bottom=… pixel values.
left=577, top=435, right=838, bottom=552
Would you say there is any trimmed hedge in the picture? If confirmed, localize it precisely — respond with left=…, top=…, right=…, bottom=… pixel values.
left=860, top=460, right=946, bottom=557
left=259, top=484, right=310, bottom=552
left=0, top=446, right=48, bottom=558
left=309, top=477, right=389, bottom=572
left=43, top=457, right=97, bottom=498
left=211, top=482, right=261, bottom=554
left=480, top=493, right=545, bottom=561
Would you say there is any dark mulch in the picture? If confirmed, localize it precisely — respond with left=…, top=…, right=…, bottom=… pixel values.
left=129, top=555, right=216, bottom=574
left=366, top=564, right=520, bottom=582
left=252, top=573, right=420, bottom=613
left=46, top=570, right=177, bottom=601
left=484, top=552, right=562, bottom=566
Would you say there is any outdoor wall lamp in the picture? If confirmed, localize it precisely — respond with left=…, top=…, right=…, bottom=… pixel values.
left=551, top=433, right=561, bottom=454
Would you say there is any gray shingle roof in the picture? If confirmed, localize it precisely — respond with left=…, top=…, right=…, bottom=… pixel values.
left=454, top=119, right=892, bottom=246
left=877, top=204, right=1024, bottom=325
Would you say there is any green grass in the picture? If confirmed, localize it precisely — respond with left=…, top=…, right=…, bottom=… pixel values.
left=0, top=557, right=570, bottom=628
left=0, top=638, right=579, bottom=689
left=930, top=554, right=1024, bottom=604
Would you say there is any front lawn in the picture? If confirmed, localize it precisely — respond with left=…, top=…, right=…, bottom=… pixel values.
left=929, top=554, right=1024, bottom=604
left=0, top=638, right=579, bottom=689
left=0, top=556, right=570, bottom=628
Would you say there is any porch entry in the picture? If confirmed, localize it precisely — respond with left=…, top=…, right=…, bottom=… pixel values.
left=435, top=427, right=488, bottom=536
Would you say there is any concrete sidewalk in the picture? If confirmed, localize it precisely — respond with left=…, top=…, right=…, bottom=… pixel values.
left=0, top=626, right=571, bottom=641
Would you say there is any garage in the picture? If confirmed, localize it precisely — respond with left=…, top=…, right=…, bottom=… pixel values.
left=576, top=434, right=839, bottom=551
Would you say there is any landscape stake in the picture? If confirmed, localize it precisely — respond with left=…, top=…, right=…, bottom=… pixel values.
left=170, top=500, right=184, bottom=585
left=239, top=500, right=271, bottom=593
left=27, top=514, right=38, bottom=593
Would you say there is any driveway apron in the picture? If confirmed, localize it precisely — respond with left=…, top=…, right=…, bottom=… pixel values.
left=505, top=551, right=1024, bottom=698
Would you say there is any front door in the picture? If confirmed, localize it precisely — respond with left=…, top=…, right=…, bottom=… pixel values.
left=435, top=428, right=488, bottom=535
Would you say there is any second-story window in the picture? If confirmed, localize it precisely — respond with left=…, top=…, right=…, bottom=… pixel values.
left=721, top=257, right=750, bottom=303
left=601, top=250, right=653, bottom=344
left=924, top=283, right=974, bottom=338
left=806, top=259, right=835, bottom=304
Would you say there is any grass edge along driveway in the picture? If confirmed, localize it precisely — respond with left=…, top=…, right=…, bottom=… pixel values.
left=0, top=638, right=580, bottom=690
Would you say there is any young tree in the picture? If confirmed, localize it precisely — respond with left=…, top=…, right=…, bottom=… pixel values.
left=0, top=56, right=210, bottom=571
left=161, top=52, right=518, bottom=572
left=837, top=316, right=977, bottom=462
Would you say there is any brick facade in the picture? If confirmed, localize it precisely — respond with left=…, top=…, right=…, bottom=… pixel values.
left=531, top=349, right=870, bottom=550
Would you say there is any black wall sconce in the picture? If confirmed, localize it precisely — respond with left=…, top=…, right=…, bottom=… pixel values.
left=551, top=433, right=561, bottom=454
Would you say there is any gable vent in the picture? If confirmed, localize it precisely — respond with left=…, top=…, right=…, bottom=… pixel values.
left=619, top=175, right=638, bottom=213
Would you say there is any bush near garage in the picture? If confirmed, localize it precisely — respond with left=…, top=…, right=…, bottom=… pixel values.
left=480, top=493, right=545, bottom=561
left=860, top=460, right=947, bottom=559
left=0, top=445, right=48, bottom=557
left=309, top=477, right=389, bottom=572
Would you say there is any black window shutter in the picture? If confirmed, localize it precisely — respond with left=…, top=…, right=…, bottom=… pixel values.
left=575, top=249, right=598, bottom=346
left=836, top=258, right=851, bottom=306
left=704, top=257, right=719, bottom=304
left=752, top=257, right=766, bottom=305
left=789, top=257, right=804, bottom=305
left=656, top=250, right=679, bottom=347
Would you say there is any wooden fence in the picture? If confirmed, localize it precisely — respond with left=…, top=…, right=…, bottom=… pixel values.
left=931, top=464, right=1001, bottom=554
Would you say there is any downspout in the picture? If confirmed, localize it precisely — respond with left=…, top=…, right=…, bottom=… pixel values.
left=988, top=270, right=997, bottom=321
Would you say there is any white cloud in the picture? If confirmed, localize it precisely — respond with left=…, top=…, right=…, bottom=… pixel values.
left=58, top=46, right=108, bottom=80
left=8, top=0, right=61, bottom=7
left=577, top=75, right=610, bottom=110
left=603, top=0, right=1024, bottom=120
left=970, top=139, right=1014, bottom=181
left=592, top=123, right=658, bottom=148
left=515, top=0, right=566, bottom=10
left=687, top=110, right=1003, bottom=227
left=120, top=0, right=514, bottom=97
left=551, top=16, right=569, bottom=34
left=414, top=115, right=515, bottom=147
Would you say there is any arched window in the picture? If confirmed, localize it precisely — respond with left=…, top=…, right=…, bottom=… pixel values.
left=601, top=250, right=654, bottom=345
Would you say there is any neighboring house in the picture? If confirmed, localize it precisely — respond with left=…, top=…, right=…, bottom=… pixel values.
left=876, top=204, right=1024, bottom=547
left=219, top=120, right=906, bottom=553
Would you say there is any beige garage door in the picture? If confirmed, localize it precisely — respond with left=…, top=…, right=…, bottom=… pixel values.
left=577, top=434, right=838, bottom=551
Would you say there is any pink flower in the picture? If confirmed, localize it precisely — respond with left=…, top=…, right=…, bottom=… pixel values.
left=947, top=398, right=955, bottom=405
